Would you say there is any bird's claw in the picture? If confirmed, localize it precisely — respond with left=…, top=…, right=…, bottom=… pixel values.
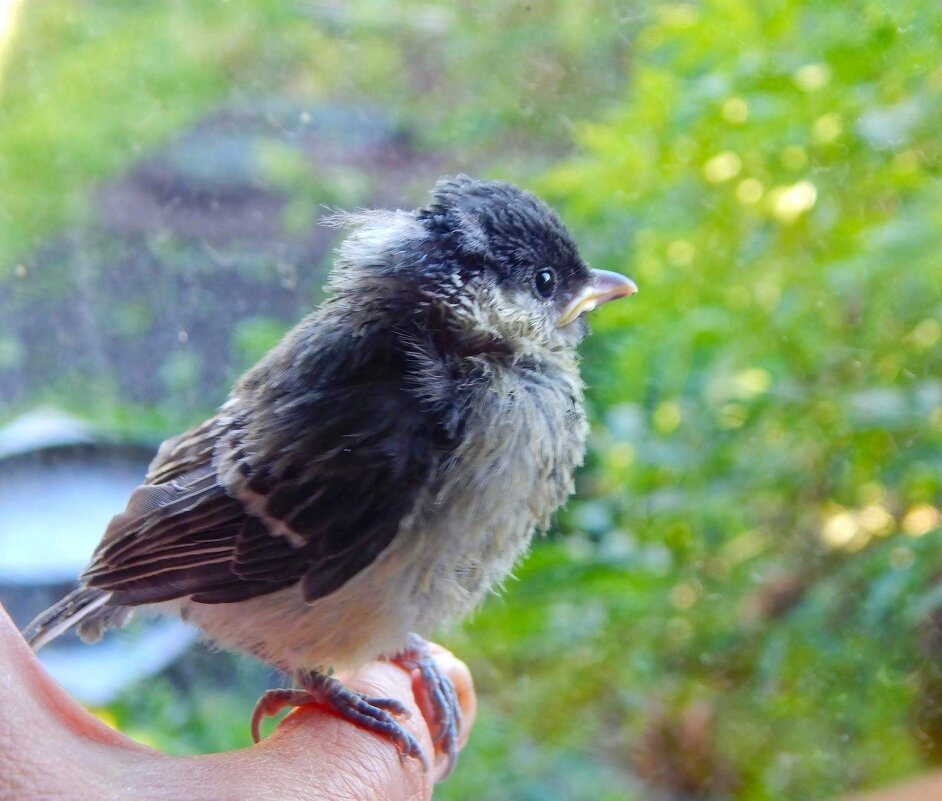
left=393, top=634, right=462, bottom=779
left=250, top=672, right=426, bottom=770
left=251, top=688, right=317, bottom=743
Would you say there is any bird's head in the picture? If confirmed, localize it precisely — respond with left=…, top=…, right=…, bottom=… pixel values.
left=326, top=176, right=637, bottom=358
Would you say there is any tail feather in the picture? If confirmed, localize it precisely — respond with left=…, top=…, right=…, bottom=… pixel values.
left=22, top=587, right=114, bottom=652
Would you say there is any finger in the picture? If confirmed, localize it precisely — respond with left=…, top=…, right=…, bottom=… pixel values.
left=209, top=650, right=475, bottom=797
left=174, top=660, right=433, bottom=801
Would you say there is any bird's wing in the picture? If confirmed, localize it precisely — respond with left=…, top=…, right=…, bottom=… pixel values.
left=82, top=328, right=451, bottom=607
left=81, top=460, right=249, bottom=603
left=144, top=415, right=222, bottom=484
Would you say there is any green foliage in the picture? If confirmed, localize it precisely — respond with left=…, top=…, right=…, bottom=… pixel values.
left=446, top=533, right=942, bottom=799
left=105, top=651, right=265, bottom=756
left=3, top=1, right=942, bottom=799
left=232, top=317, right=290, bottom=372
left=0, top=3, right=234, bottom=270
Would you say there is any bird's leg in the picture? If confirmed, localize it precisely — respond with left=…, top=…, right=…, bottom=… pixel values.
left=250, top=670, right=427, bottom=768
left=390, top=633, right=462, bottom=779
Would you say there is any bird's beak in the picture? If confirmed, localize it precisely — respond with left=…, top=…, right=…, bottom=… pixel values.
left=557, top=269, right=638, bottom=327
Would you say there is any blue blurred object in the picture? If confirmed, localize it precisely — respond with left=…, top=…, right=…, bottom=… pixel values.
left=0, top=409, right=198, bottom=704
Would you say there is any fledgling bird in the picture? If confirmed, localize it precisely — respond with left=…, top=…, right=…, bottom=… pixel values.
left=23, top=176, right=637, bottom=774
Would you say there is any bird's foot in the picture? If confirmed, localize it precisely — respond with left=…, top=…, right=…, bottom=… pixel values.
left=250, top=671, right=426, bottom=769
left=392, top=633, right=462, bottom=779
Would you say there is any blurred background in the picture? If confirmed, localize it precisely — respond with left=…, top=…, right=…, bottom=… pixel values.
left=1, top=1, right=941, bottom=798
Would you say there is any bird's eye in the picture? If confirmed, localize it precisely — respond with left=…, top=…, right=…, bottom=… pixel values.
left=534, top=268, right=557, bottom=299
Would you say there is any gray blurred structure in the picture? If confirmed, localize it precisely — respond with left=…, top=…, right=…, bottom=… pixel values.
left=1, top=101, right=441, bottom=413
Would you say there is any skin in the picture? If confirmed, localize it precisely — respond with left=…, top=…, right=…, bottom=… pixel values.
left=0, top=603, right=475, bottom=801
left=840, top=774, right=942, bottom=801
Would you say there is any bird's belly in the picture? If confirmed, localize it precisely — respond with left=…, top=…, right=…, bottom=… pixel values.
left=173, top=483, right=538, bottom=675
left=175, top=542, right=424, bottom=674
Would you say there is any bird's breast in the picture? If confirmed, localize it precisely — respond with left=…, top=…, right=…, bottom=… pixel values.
left=402, top=359, right=588, bottom=630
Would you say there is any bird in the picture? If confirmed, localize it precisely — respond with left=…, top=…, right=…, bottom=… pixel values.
left=23, top=176, right=637, bottom=775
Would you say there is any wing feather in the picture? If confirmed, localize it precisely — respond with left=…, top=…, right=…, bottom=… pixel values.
left=81, top=324, right=454, bottom=608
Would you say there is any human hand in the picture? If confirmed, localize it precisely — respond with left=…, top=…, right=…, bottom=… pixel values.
left=0, top=602, right=475, bottom=800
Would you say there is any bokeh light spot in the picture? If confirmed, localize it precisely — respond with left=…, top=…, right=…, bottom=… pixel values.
left=703, top=151, right=742, bottom=183
left=736, top=177, right=764, bottom=204
left=794, top=63, right=832, bottom=92
left=769, top=180, right=817, bottom=223
left=722, top=96, right=749, bottom=124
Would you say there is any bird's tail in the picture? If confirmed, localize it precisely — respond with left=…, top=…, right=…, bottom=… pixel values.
left=22, top=587, right=119, bottom=652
